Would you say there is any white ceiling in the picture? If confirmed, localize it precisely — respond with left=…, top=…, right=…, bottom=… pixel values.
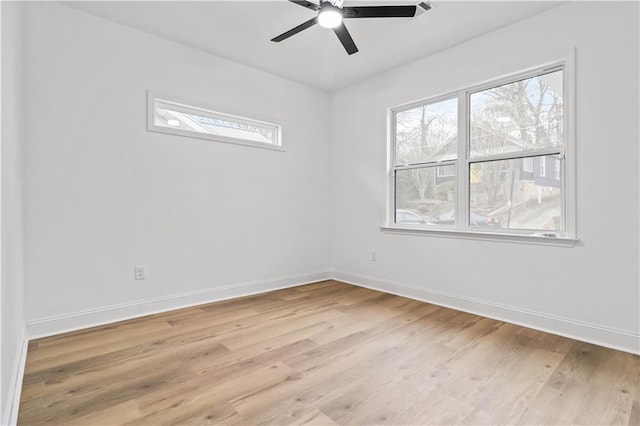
left=64, top=1, right=562, bottom=92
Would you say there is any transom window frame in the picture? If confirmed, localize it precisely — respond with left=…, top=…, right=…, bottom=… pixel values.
left=147, top=91, right=284, bottom=151
left=383, top=54, right=577, bottom=247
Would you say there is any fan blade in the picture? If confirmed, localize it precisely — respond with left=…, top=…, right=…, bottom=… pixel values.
left=333, top=23, right=358, bottom=55
left=289, top=0, right=319, bottom=11
left=343, top=5, right=418, bottom=19
left=271, top=17, right=318, bottom=42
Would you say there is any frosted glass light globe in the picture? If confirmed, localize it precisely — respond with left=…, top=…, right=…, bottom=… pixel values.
left=318, top=7, right=343, bottom=29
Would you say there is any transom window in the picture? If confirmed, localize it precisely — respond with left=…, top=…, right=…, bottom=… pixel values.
left=389, top=63, right=574, bottom=239
left=147, top=92, right=282, bottom=150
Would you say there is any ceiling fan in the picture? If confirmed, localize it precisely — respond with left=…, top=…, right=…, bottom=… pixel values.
left=271, top=0, right=431, bottom=55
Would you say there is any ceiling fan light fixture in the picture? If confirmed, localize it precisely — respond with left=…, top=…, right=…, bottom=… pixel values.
left=272, top=0, right=429, bottom=55
left=318, top=4, right=343, bottom=29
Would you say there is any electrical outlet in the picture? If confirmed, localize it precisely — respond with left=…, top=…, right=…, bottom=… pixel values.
left=134, top=265, right=146, bottom=280
left=371, top=251, right=377, bottom=262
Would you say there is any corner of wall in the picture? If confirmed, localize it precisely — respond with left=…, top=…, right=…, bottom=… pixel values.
left=1, top=0, right=26, bottom=423
left=1, top=326, right=26, bottom=426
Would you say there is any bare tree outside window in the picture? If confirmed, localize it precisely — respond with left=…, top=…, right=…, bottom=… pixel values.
left=394, top=98, right=457, bottom=223
left=468, top=70, right=564, bottom=229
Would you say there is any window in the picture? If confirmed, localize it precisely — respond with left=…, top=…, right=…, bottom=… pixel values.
left=523, top=157, right=533, bottom=172
left=147, top=92, right=282, bottom=150
left=388, top=62, right=575, bottom=241
left=394, top=97, right=458, bottom=223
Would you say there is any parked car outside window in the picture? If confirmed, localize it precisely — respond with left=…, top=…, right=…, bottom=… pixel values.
left=396, top=209, right=428, bottom=225
left=434, top=210, right=501, bottom=227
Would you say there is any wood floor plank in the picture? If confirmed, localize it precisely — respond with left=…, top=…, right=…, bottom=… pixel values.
left=135, top=362, right=294, bottom=424
left=18, top=280, right=640, bottom=425
left=139, top=401, right=242, bottom=426
left=30, top=320, right=174, bottom=357
left=134, top=340, right=317, bottom=417
left=297, top=409, right=339, bottom=426
left=460, top=347, right=565, bottom=424
left=68, top=400, right=142, bottom=426
left=322, top=380, right=474, bottom=425
left=26, top=295, right=339, bottom=376
left=629, top=400, right=640, bottom=426
left=220, top=309, right=345, bottom=351
left=517, top=370, right=635, bottom=425
left=21, top=338, right=230, bottom=403
left=230, top=341, right=387, bottom=424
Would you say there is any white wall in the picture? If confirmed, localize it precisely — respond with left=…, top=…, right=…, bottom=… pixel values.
left=23, top=2, right=331, bottom=333
left=1, top=1, right=25, bottom=423
left=330, top=1, right=639, bottom=353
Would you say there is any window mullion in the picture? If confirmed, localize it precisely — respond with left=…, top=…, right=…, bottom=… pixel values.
left=456, top=91, right=469, bottom=228
left=395, top=159, right=457, bottom=171
left=388, top=110, right=397, bottom=226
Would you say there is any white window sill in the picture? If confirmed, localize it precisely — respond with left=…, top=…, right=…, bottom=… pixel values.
left=380, top=225, right=578, bottom=247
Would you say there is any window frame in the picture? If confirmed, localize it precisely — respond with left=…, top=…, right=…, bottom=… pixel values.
left=147, top=91, right=284, bottom=151
left=384, top=53, right=576, bottom=246
left=523, top=157, right=534, bottom=173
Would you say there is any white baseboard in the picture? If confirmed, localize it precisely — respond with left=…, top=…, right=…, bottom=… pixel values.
left=26, top=271, right=331, bottom=340
left=2, top=326, right=27, bottom=426
left=23, top=268, right=640, bottom=355
left=332, top=270, right=640, bottom=355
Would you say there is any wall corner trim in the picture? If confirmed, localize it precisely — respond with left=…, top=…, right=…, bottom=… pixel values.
left=26, top=271, right=332, bottom=340
left=331, top=270, right=640, bottom=356
left=2, top=326, right=27, bottom=426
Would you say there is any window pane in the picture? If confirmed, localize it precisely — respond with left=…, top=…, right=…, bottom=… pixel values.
left=437, top=165, right=455, bottom=177
left=395, top=166, right=456, bottom=225
left=395, top=98, right=457, bottom=165
left=469, top=70, right=563, bottom=157
left=153, top=98, right=280, bottom=146
left=469, top=155, right=562, bottom=231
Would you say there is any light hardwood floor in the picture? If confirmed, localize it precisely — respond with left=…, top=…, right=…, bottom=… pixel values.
left=18, top=280, right=640, bottom=425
